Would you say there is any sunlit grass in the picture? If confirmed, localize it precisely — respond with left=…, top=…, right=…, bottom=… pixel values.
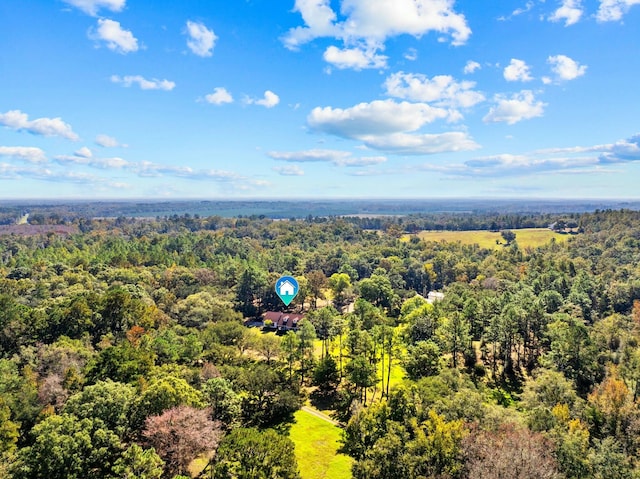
left=403, top=228, right=569, bottom=249
left=290, top=409, right=353, bottom=479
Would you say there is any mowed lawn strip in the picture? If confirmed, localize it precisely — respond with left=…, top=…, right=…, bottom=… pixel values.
left=290, top=409, right=353, bottom=479
left=404, top=228, right=569, bottom=249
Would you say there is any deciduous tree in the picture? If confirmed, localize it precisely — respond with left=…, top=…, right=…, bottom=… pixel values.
left=143, top=405, right=222, bottom=478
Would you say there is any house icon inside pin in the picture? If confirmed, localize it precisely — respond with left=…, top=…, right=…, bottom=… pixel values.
left=278, top=280, right=295, bottom=297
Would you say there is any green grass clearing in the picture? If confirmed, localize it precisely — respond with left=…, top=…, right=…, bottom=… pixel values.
left=289, top=409, right=353, bottom=479
left=403, top=228, right=569, bottom=250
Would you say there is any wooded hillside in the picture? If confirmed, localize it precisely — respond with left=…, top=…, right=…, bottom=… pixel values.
left=2, top=209, right=640, bottom=478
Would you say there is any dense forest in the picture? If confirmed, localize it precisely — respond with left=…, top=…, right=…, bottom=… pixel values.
left=2, top=209, right=640, bottom=478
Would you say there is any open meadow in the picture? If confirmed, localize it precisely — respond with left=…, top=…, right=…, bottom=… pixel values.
left=289, top=409, right=353, bottom=479
left=403, top=228, right=570, bottom=249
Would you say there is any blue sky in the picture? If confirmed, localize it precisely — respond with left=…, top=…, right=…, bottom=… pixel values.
left=1, top=0, right=640, bottom=199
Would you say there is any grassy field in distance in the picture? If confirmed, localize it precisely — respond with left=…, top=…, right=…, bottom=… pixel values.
left=403, top=228, right=570, bottom=249
left=289, top=409, right=353, bottom=479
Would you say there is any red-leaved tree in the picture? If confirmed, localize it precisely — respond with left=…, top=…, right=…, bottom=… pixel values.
left=142, top=405, right=222, bottom=477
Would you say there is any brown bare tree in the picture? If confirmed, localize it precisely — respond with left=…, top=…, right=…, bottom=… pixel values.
left=462, top=423, right=561, bottom=479
left=142, top=405, right=223, bottom=477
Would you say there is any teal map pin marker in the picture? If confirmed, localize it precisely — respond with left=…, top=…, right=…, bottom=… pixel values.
left=276, top=276, right=299, bottom=306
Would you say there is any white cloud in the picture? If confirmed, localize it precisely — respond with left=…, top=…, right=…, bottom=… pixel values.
left=186, top=21, right=217, bottom=57
left=459, top=154, right=598, bottom=176
left=283, top=0, right=340, bottom=50
left=205, top=87, right=234, bottom=105
left=308, top=99, right=449, bottom=138
left=483, top=90, right=546, bottom=124
left=404, top=48, right=418, bottom=61
left=284, top=0, right=471, bottom=70
left=137, top=161, right=195, bottom=177
left=384, top=72, right=484, bottom=109
left=0, top=163, right=132, bottom=189
left=359, top=132, right=480, bottom=155
left=335, top=156, right=387, bottom=166
left=90, top=19, right=138, bottom=54
left=74, top=147, right=93, bottom=158
left=597, top=0, right=640, bottom=21
left=269, top=149, right=351, bottom=163
left=62, top=0, right=125, bottom=16
left=339, top=0, right=471, bottom=46
left=498, top=1, right=535, bottom=21
left=599, top=134, right=640, bottom=162
left=513, top=1, right=535, bottom=17
left=420, top=136, right=640, bottom=178
left=247, top=90, right=280, bottom=108
left=55, top=153, right=129, bottom=169
left=274, top=149, right=387, bottom=166
left=463, top=60, right=481, bottom=74
left=273, top=165, right=305, bottom=176
left=268, top=149, right=388, bottom=167
left=504, top=59, right=533, bottom=82
left=549, top=0, right=584, bottom=25
left=0, top=110, right=79, bottom=140
left=135, top=161, right=247, bottom=184
left=95, top=134, right=124, bottom=147
left=431, top=135, right=640, bottom=177
left=111, top=75, right=175, bottom=91
left=323, top=45, right=388, bottom=70
left=548, top=54, right=587, bottom=80
left=0, top=146, right=47, bottom=163
left=306, top=99, right=478, bottom=155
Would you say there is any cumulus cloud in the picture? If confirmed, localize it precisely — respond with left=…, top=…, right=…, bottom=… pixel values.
left=307, top=98, right=479, bottom=155
left=186, top=21, right=217, bottom=57
left=549, top=0, right=584, bottom=25
left=247, top=90, right=280, bottom=108
left=269, top=149, right=388, bottom=166
left=273, top=165, right=305, bottom=176
left=284, top=0, right=470, bottom=69
left=597, top=0, right=640, bottom=21
left=205, top=87, right=233, bottom=105
left=95, top=134, right=124, bottom=147
left=0, top=110, right=79, bottom=140
left=0, top=146, right=47, bottom=163
left=548, top=54, right=587, bottom=81
left=111, top=75, right=175, bottom=91
left=284, top=0, right=340, bottom=49
left=90, top=19, right=138, bottom=53
left=62, top=0, right=125, bottom=16
left=504, top=59, right=533, bottom=82
left=308, top=99, right=449, bottom=138
left=384, top=72, right=484, bottom=109
left=323, top=45, right=388, bottom=70
left=463, top=60, right=481, bottom=74
left=484, top=90, right=546, bottom=124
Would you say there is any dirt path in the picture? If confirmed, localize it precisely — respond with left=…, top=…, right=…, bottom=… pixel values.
left=301, top=406, right=342, bottom=427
